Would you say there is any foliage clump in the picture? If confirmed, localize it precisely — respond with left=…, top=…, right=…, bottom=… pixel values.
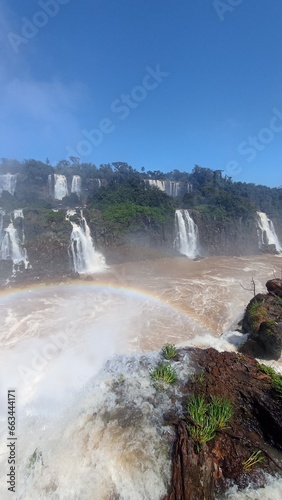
left=87, top=177, right=175, bottom=235
left=150, top=362, right=177, bottom=386
left=162, top=343, right=177, bottom=360
left=186, top=394, right=233, bottom=447
left=259, top=363, right=282, bottom=399
left=44, top=210, right=66, bottom=224
left=247, top=300, right=269, bottom=331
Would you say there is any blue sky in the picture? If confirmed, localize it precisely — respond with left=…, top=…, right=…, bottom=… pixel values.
left=0, top=0, right=282, bottom=187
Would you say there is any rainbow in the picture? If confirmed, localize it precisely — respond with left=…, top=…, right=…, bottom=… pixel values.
left=0, top=278, right=210, bottom=331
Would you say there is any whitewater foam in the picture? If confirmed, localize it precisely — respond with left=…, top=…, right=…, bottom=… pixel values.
left=1, top=257, right=282, bottom=498
left=0, top=348, right=195, bottom=500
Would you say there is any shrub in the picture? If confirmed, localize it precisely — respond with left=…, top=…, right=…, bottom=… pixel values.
left=44, top=210, right=65, bottom=224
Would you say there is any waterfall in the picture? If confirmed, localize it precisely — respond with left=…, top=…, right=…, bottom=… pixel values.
left=2, top=224, right=26, bottom=263
left=256, top=211, right=282, bottom=252
left=166, top=181, right=181, bottom=197
left=0, top=210, right=29, bottom=268
left=174, top=209, right=199, bottom=258
left=13, top=209, right=24, bottom=219
left=146, top=179, right=188, bottom=197
left=71, top=175, right=82, bottom=196
left=1, top=209, right=8, bottom=260
left=66, top=210, right=106, bottom=273
left=0, top=173, right=17, bottom=196
left=0, top=209, right=4, bottom=242
left=54, top=174, right=69, bottom=200
left=48, top=174, right=53, bottom=196
left=147, top=179, right=166, bottom=191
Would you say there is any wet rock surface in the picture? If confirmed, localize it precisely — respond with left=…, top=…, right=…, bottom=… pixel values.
left=241, top=279, right=282, bottom=360
left=259, top=243, right=279, bottom=254
left=266, top=278, right=282, bottom=298
left=164, top=348, right=282, bottom=500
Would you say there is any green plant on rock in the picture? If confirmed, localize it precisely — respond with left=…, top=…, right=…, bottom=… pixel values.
left=186, top=394, right=233, bottom=448
left=162, top=343, right=177, bottom=360
left=242, top=450, right=264, bottom=472
left=187, top=395, right=216, bottom=445
left=259, top=363, right=282, bottom=399
left=264, top=320, right=277, bottom=335
left=248, top=301, right=268, bottom=331
left=150, top=362, right=177, bottom=386
left=259, top=363, right=277, bottom=377
left=209, top=396, right=233, bottom=429
left=191, top=372, right=205, bottom=384
left=273, top=375, right=282, bottom=398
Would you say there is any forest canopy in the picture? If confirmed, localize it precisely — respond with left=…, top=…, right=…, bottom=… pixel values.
left=1, top=158, right=282, bottom=221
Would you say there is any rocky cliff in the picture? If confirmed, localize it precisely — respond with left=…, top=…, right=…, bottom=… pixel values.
left=191, top=211, right=259, bottom=256
left=164, top=347, right=282, bottom=499
left=0, top=205, right=275, bottom=286
left=1, top=165, right=282, bottom=282
left=241, top=279, right=282, bottom=360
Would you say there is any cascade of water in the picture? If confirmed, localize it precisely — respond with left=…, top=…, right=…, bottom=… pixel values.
left=146, top=180, right=184, bottom=197
left=3, top=224, right=26, bottom=263
left=256, top=211, right=282, bottom=252
left=166, top=181, right=181, bottom=197
left=0, top=173, right=17, bottom=196
left=0, top=209, right=4, bottom=241
left=66, top=209, right=106, bottom=273
left=1, top=209, right=9, bottom=260
left=13, top=209, right=24, bottom=219
left=174, top=209, right=199, bottom=258
left=54, top=174, right=69, bottom=200
left=71, top=175, right=82, bottom=196
left=48, top=174, right=53, bottom=196
left=0, top=209, right=29, bottom=268
left=147, top=179, right=166, bottom=191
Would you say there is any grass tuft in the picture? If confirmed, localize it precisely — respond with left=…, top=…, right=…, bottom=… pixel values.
left=243, top=450, right=264, bottom=472
left=162, top=343, right=177, bottom=360
left=186, top=394, right=233, bottom=447
left=209, top=396, right=233, bottom=429
left=259, top=363, right=282, bottom=399
left=150, top=362, right=177, bottom=386
left=192, top=372, right=205, bottom=384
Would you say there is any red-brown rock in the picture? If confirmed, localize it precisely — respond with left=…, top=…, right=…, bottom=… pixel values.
left=164, top=348, right=282, bottom=500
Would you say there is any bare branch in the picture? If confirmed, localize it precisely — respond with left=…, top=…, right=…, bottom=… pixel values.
left=239, top=277, right=256, bottom=296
